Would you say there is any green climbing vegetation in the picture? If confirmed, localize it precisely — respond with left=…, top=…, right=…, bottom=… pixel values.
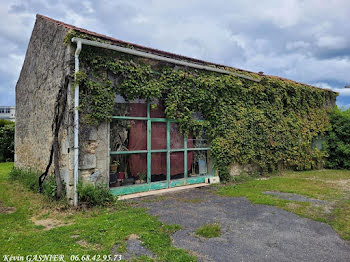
left=66, top=30, right=337, bottom=181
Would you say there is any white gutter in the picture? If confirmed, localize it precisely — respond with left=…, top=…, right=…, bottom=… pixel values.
left=73, top=40, right=82, bottom=207
left=71, top=37, right=260, bottom=82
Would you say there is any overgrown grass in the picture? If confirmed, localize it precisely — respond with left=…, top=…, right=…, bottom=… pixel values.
left=8, top=167, right=67, bottom=202
left=195, top=223, right=221, bottom=238
left=9, top=167, right=116, bottom=206
left=9, top=167, right=40, bottom=191
left=9, top=167, right=66, bottom=199
left=217, top=169, right=350, bottom=240
left=0, top=163, right=196, bottom=261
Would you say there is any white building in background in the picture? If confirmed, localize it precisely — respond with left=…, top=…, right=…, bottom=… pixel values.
left=0, top=106, right=15, bottom=121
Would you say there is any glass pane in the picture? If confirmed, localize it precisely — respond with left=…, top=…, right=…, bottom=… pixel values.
left=114, top=95, right=147, bottom=117
left=110, top=120, right=147, bottom=152
left=151, top=122, right=166, bottom=150
left=170, top=152, right=185, bottom=180
left=188, top=150, right=208, bottom=177
left=170, top=123, right=184, bottom=149
left=151, top=153, right=167, bottom=182
left=110, top=154, right=147, bottom=187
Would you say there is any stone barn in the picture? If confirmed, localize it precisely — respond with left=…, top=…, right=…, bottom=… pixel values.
left=15, top=15, right=337, bottom=205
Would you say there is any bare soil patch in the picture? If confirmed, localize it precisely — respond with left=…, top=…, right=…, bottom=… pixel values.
left=30, top=217, right=72, bottom=230
left=0, top=201, right=16, bottom=214
left=326, top=179, right=350, bottom=191
left=76, top=240, right=102, bottom=250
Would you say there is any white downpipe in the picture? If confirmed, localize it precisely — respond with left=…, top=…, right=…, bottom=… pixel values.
left=71, top=37, right=259, bottom=82
left=73, top=40, right=82, bottom=207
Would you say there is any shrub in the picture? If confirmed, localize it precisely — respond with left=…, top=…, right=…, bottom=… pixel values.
left=77, top=183, right=115, bottom=206
left=0, top=120, right=15, bottom=162
left=325, top=107, right=350, bottom=169
left=0, top=119, right=13, bottom=127
left=42, top=175, right=66, bottom=200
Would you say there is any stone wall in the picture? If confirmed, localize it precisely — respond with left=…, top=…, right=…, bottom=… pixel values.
left=15, top=15, right=71, bottom=172
left=15, top=16, right=111, bottom=204
left=75, top=123, right=110, bottom=186
left=14, top=16, right=78, bottom=203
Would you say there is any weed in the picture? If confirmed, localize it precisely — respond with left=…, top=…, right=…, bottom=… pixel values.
left=77, top=183, right=115, bottom=206
left=195, top=223, right=221, bottom=238
left=116, top=241, right=127, bottom=253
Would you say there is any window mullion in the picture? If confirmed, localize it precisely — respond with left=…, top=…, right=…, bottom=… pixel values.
left=147, top=101, right=151, bottom=185
left=184, top=135, right=188, bottom=181
left=166, top=120, right=171, bottom=186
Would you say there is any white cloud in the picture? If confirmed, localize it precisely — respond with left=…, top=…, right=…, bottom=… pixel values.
left=0, top=0, right=350, bottom=106
left=314, top=82, right=350, bottom=98
left=317, top=35, right=347, bottom=49
left=286, top=41, right=310, bottom=50
left=259, top=0, right=302, bottom=28
left=332, top=88, right=350, bottom=96
left=0, top=53, right=24, bottom=77
left=313, top=82, right=333, bottom=90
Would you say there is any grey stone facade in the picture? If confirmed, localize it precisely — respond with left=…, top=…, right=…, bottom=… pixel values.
left=15, top=16, right=71, bottom=172
left=15, top=15, right=110, bottom=204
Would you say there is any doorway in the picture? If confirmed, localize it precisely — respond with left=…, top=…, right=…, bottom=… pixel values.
left=109, top=99, right=214, bottom=196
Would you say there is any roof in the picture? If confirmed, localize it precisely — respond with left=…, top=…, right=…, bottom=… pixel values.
left=37, top=14, right=336, bottom=94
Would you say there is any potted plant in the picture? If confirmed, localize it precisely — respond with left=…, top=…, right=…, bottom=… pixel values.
left=110, top=159, right=119, bottom=173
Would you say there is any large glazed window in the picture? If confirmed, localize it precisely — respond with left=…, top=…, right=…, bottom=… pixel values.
left=109, top=98, right=213, bottom=193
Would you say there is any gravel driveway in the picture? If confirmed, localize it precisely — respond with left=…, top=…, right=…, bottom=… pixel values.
left=132, top=187, right=350, bottom=262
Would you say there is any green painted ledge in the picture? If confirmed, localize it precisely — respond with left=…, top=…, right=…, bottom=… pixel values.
left=110, top=176, right=210, bottom=196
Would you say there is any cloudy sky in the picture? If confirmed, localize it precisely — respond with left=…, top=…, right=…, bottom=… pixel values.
left=1, top=0, right=349, bottom=107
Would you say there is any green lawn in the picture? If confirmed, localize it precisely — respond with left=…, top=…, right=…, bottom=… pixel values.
left=0, top=163, right=195, bottom=261
left=217, top=169, right=350, bottom=240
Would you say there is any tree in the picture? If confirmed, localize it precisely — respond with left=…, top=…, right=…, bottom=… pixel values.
left=325, top=107, right=350, bottom=169
left=0, top=120, right=15, bottom=162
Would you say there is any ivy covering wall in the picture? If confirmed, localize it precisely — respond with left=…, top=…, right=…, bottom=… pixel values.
left=67, top=32, right=337, bottom=181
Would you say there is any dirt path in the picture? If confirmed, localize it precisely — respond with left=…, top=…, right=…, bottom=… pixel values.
left=132, top=187, right=350, bottom=262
